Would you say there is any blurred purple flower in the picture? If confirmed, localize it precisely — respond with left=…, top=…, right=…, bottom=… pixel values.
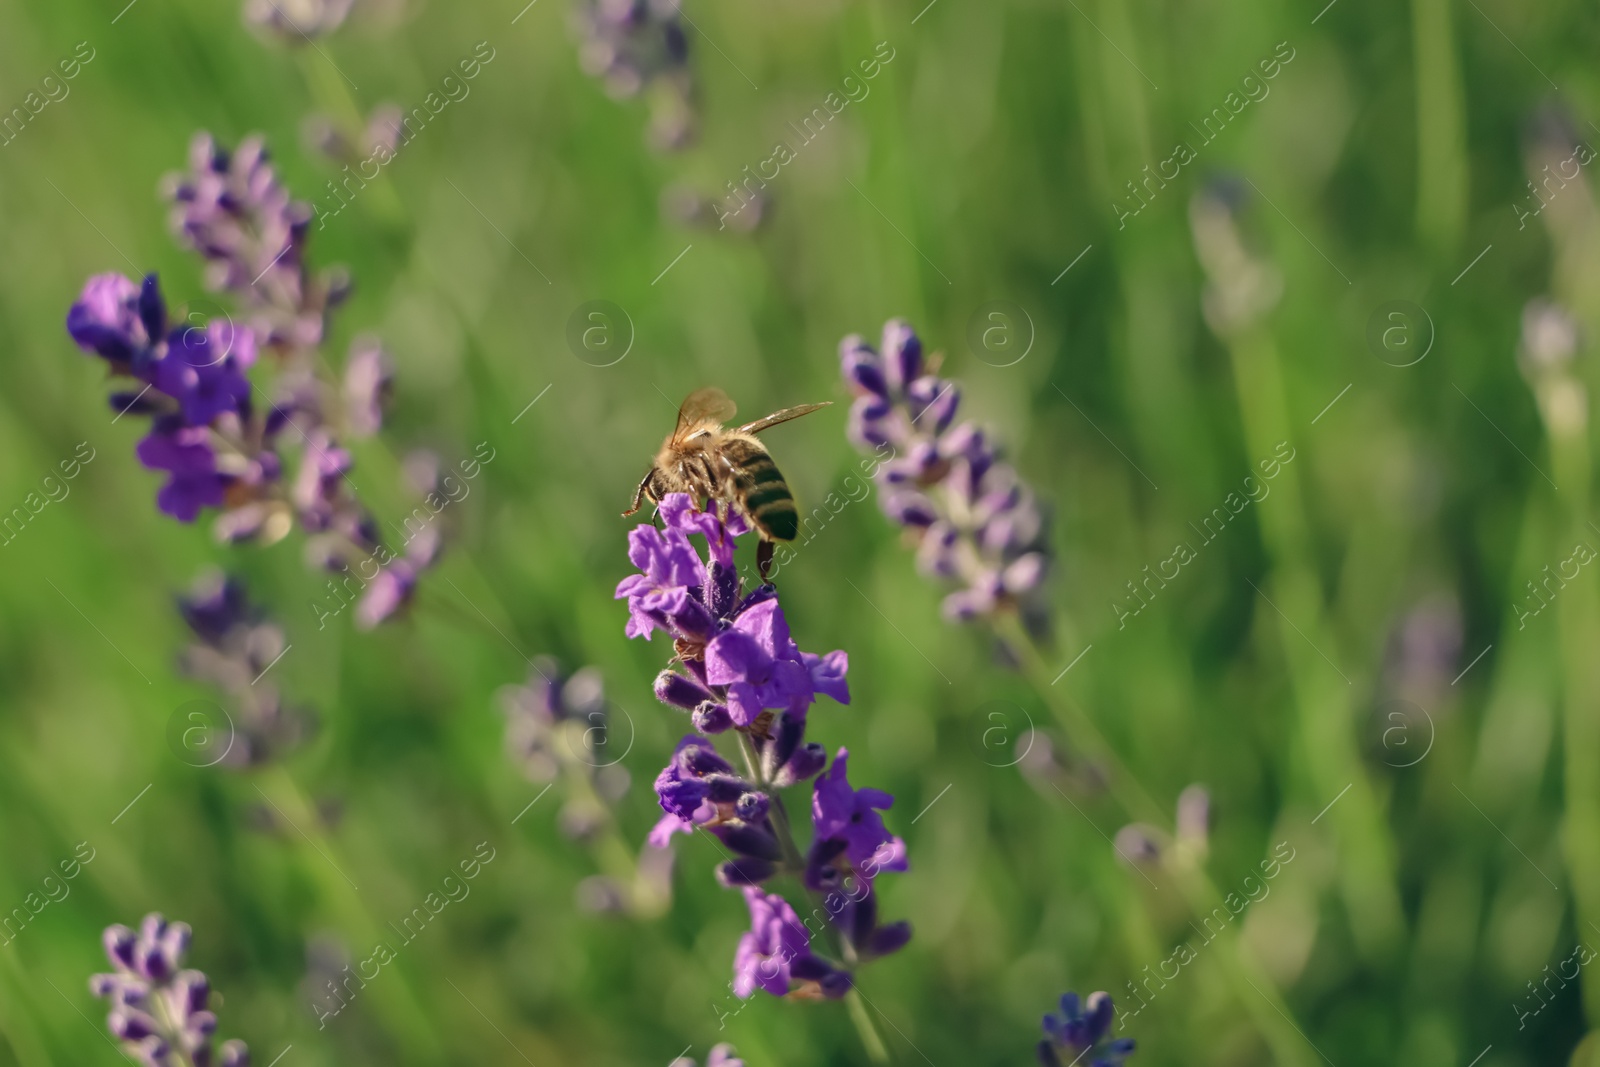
left=65, top=131, right=441, bottom=629
left=177, top=571, right=313, bottom=768
left=90, top=913, right=250, bottom=1067
left=1037, top=991, right=1134, bottom=1067
left=840, top=319, right=1051, bottom=625
left=573, top=0, right=695, bottom=149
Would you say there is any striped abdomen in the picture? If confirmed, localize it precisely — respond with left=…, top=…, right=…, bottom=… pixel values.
left=724, top=436, right=798, bottom=540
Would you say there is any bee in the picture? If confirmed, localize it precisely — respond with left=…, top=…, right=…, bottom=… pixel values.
left=624, top=386, right=831, bottom=578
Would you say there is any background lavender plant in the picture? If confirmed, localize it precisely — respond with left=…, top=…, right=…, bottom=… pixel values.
left=65, top=132, right=435, bottom=628
left=90, top=914, right=250, bottom=1067
left=840, top=318, right=1050, bottom=626
left=573, top=0, right=694, bottom=150
left=177, top=570, right=313, bottom=768
left=1036, top=991, right=1134, bottom=1067
left=500, top=656, right=674, bottom=917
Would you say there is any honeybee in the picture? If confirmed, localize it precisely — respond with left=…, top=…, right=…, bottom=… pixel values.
left=624, top=387, right=831, bottom=578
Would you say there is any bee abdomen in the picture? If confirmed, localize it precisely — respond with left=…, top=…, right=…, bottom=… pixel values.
left=733, top=449, right=799, bottom=541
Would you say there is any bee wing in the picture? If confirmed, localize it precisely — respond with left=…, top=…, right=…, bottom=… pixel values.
left=737, top=401, right=832, bottom=435
left=673, top=387, right=738, bottom=442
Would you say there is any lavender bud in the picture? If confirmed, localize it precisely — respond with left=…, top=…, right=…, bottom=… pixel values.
left=1113, top=823, right=1165, bottom=867
left=885, top=490, right=939, bottom=528
left=109, top=1008, right=159, bottom=1041
left=867, top=920, right=913, bottom=958
left=776, top=742, right=827, bottom=786
left=915, top=520, right=960, bottom=578
left=1003, top=552, right=1048, bottom=594
left=908, top=375, right=959, bottom=432
left=849, top=395, right=893, bottom=448
left=719, top=823, right=782, bottom=862
left=734, top=791, right=770, bottom=822
left=716, top=858, right=777, bottom=886
left=880, top=319, right=923, bottom=391
left=692, top=701, right=734, bottom=734
left=655, top=670, right=712, bottom=710
left=841, top=336, right=888, bottom=397
left=105, top=925, right=137, bottom=969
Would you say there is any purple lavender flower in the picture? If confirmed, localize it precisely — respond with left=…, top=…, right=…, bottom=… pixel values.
left=178, top=571, right=313, bottom=767
left=137, top=419, right=230, bottom=523
left=90, top=913, right=250, bottom=1067
left=619, top=495, right=909, bottom=1000
left=66, top=273, right=157, bottom=368
left=500, top=656, right=631, bottom=831
left=164, top=132, right=343, bottom=351
left=840, top=319, right=1050, bottom=624
left=573, top=0, right=695, bottom=150
left=733, top=887, right=850, bottom=999
left=501, top=658, right=671, bottom=915
left=1037, top=991, right=1134, bottom=1067
left=618, top=494, right=844, bottom=779
left=503, top=657, right=609, bottom=782
left=343, top=337, right=392, bottom=438
left=69, top=274, right=262, bottom=524
left=808, top=749, right=909, bottom=882
left=66, top=132, right=443, bottom=628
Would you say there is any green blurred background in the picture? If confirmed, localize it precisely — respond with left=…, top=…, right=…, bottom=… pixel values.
left=2, top=0, right=1599, bottom=1063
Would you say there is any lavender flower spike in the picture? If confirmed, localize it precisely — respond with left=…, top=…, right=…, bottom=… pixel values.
left=164, top=132, right=345, bottom=350
left=178, top=571, right=313, bottom=768
left=573, top=0, right=695, bottom=150
left=840, top=318, right=1051, bottom=624
left=90, top=913, right=250, bottom=1067
left=1037, top=991, right=1134, bottom=1067
left=618, top=494, right=910, bottom=1003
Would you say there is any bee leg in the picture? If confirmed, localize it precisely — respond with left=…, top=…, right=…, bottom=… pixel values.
left=622, top=470, right=655, bottom=519
left=757, top=539, right=775, bottom=583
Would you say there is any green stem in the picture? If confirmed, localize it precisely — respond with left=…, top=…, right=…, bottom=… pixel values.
left=256, top=766, right=445, bottom=1059
left=996, top=615, right=1324, bottom=1067
left=846, top=987, right=892, bottom=1064
left=1410, top=0, right=1468, bottom=251
left=295, top=52, right=406, bottom=223
left=1542, top=383, right=1600, bottom=1025
left=736, top=733, right=888, bottom=1061
left=1220, top=326, right=1405, bottom=963
left=555, top=751, right=673, bottom=920
left=0, top=948, right=54, bottom=1067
